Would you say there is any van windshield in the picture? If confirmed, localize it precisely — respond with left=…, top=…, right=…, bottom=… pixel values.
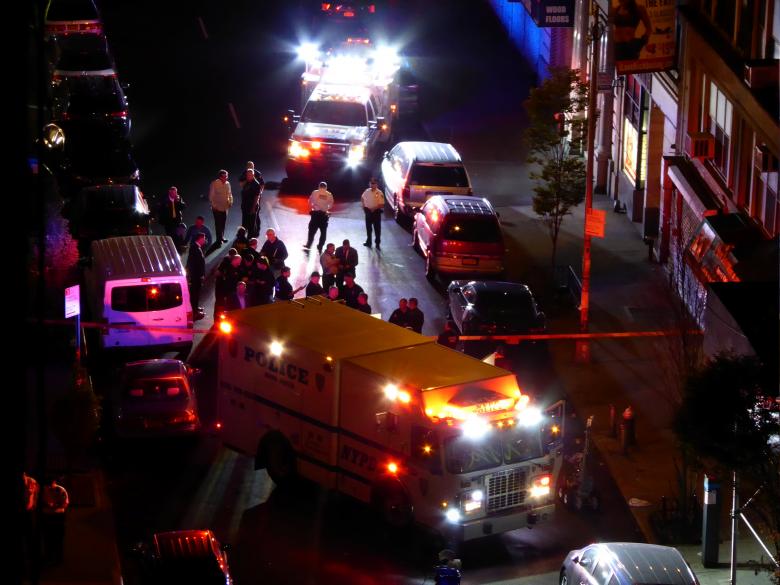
left=111, top=283, right=183, bottom=312
left=302, top=101, right=367, bottom=127
left=409, top=165, right=469, bottom=188
left=442, top=218, right=501, bottom=242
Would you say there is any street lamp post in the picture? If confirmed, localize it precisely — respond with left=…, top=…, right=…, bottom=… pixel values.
left=576, top=0, right=605, bottom=363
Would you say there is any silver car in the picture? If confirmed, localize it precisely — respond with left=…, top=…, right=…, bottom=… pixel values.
left=560, top=542, right=699, bottom=585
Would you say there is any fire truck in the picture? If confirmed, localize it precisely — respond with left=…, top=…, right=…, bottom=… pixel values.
left=217, top=299, right=564, bottom=543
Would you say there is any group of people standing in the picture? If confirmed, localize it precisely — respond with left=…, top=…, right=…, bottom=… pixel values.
left=22, top=472, right=70, bottom=572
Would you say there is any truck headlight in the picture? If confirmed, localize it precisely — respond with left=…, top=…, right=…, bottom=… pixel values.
left=529, top=474, right=552, bottom=498
left=347, top=143, right=366, bottom=166
left=445, top=508, right=461, bottom=523
left=462, top=489, right=484, bottom=513
left=289, top=140, right=309, bottom=159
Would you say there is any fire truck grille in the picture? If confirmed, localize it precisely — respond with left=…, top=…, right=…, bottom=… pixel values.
left=486, top=468, right=527, bottom=513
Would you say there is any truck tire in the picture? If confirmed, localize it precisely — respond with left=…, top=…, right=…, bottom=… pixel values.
left=264, top=435, right=297, bottom=488
left=375, top=483, right=413, bottom=529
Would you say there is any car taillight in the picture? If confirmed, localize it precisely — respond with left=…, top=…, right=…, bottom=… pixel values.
left=110, top=111, right=128, bottom=119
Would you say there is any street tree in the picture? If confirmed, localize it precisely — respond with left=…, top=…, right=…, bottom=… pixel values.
left=674, top=353, right=780, bottom=583
left=524, top=67, right=587, bottom=269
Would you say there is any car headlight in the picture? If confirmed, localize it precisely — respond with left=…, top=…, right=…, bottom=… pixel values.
left=289, top=140, right=309, bottom=159
left=347, top=143, right=366, bottom=165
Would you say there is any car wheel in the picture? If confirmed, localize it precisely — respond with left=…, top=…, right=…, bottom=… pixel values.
left=264, top=436, right=297, bottom=488
left=560, top=570, right=568, bottom=585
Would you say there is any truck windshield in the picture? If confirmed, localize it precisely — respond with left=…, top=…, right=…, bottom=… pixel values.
left=444, top=426, right=544, bottom=474
left=302, top=101, right=367, bottom=127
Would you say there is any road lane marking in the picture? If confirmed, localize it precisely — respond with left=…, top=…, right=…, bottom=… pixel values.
left=197, top=16, right=209, bottom=40
left=228, top=103, right=241, bottom=129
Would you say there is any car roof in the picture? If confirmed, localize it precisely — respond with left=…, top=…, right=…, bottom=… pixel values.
left=588, top=543, right=696, bottom=585
left=398, top=142, right=462, bottom=164
left=310, top=83, right=371, bottom=104
left=91, top=236, right=184, bottom=279
left=429, top=196, right=494, bottom=215
left=463, top=281, right=533, bottom=296
left=123, top=359, right=187, bottom=379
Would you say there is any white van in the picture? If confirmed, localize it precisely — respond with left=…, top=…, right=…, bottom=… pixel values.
left=85, top=236, right=193, bottom=354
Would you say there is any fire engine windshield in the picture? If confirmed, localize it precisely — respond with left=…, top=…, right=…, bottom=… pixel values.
left=444, top=426, right=544, bottom=474
left=302, top=100, right=367, bottom=127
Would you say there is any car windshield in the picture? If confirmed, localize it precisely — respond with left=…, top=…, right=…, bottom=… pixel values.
left=476, top=289, right=536, bottom=321
left=302, top=100, right=366, bottom=126
left=67, top=133, right=135, bottom=176
left=123, top=378, right=188, bottom=401
left=65, top=92, right=123, bottom=115
left=47, top=0, right=99, bottom=21
left=79, top=189, right=143, bottom=225
left=409, top=165, right=469, bottom=188
left=442, top=218, right=501, bottom=242
left=111, top=283, right=183, bottom=312
left=56, top=50, right=112, bottom=72
left=444, top=426, right=544, bottom=474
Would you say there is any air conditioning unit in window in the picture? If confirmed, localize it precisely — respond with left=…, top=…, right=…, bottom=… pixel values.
left=686, top=131, right=715, bottom=160
left=744, top=60, right=779, bottom=89
left=754, top=144, right=779, bottom=172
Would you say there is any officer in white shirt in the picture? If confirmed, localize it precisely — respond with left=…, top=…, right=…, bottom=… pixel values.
left=360, top=177, right=385, bottom=250
left=304, top=181, right=334, bottom=252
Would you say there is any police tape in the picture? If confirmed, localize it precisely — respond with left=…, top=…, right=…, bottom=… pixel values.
left=35, top=318, right=700, bottom=341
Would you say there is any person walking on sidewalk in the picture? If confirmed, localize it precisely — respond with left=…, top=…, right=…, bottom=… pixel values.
left=240, top=168, right=263, bottom=239
left=209, top=169, right=233, bottom=245
left=187, top=233, right=206, bottom=319
left=304, top=181, right=334, bottom=252
left=157, top=186, right=186, bottom=238
left=361, top=178, right=384, bottom=250
left=40, top=476, right=69, bottom=566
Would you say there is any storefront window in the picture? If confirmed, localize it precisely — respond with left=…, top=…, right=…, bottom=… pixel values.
left=622, top=75, right=648, bottom=187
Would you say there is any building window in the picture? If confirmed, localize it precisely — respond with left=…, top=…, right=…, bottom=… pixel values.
left=714, top=0, right=736, bottom=40
left=752, top=168, right=779, bottom=236
left=737, top=0, right=756, bottom=57
left=708, top=81, right=733, bottom=179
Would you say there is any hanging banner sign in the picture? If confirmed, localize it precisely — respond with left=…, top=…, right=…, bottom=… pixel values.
left=612, top=0, right=677, bottom=74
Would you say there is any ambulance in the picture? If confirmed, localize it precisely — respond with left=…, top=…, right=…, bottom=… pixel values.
left=217, top=298, right=563, bottom=543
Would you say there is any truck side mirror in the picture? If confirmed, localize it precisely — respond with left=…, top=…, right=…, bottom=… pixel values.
left=376, top=411, right=398, bottom=432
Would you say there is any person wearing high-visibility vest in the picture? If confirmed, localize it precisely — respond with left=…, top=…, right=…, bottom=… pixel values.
left=40, top=477, right=69, bottom=565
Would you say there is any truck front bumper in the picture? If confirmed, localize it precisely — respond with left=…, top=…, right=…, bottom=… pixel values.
left=445, top=502, right=556, bottom=542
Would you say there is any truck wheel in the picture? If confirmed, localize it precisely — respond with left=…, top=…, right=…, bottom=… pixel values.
left=376, top=484, right=413, bottom=529
left=264, top=436, right=297, bottom=487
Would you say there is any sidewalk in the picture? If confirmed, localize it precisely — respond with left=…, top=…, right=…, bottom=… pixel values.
left=499, top=190, right=775, bottom=585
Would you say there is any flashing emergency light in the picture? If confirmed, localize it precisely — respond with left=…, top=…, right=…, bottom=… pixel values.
left=422, top=444, right=432, bottom=455
left=384, top=384, right=399, bottom=400
left=462, top=416, right=490, bottom=440
left=288, top=141, right=310, bottom=159
left=517, top=406, right=543, bottom=427
left=269, top=341, right=284, bottom=356
left=386, top=461, right=399, bottom=474
left=310, top=141, right=322, bottom=150
left=297, top=43, right=320, bottom=63
left=218, top=320, right=233, bottom=334
left=515, top=394, right=530, bottom=410
left=530, top=475, right=552, bottom=498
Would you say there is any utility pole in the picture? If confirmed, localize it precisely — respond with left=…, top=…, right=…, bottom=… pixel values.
left=576, top=0, right=605, bottom=363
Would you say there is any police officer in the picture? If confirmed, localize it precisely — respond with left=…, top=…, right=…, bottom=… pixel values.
left=361, top=177, right=385, bottom=249
left=304, top=181, right=334, bottom=252
left=274, top=266, right=294, bottom=301
left=186, top=233, right=206, bottom=319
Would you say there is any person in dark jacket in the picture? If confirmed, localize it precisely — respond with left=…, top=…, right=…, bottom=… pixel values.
left=240, top=169, right=263, bottom=238
left=184, top=216, right=213, bottom=248
left=305, top=271, right=325, bottom=297
left=157, top=186, right=186, bottom=238
left=356, top=292, right=372, bottom=314
left=225, top=281, right=250, bottom=311
left=407, top=297, right=425, bottom=333
left=334, top=239, right=358, bottom=289
left=340, top=272, right=364, bottom=309
left=437, top=320, right=460, bottom=349
left=274, top=266, right=294, bottom=301
left=251, top=257, right=275, bottom=305
left=388, top=298, right=410, bottom=328
left=213, top=248, right=240, bottom=319
left=260, top=228, right=289, bottom=273
left=186, top=233, right=206, bottom=318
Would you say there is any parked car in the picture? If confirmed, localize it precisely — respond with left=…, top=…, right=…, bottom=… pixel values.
left=560, top=542, right=699, bottom=585
left=134, top=529, right=232, bottom=585
left=56, top=128, right=139, bottom=195
left=44, top=0, right=102, bottom=39
left=381, top=141, right=472, bottom=221
left=52, top=33, right=116, bottom=78
left=52, top=74, right=130, bottom=138
left=413, top=195, right=505, bottom=279
left=113, top=359, right=201, bottom=438
left=63, top=184, right=150, bottom=244
left=447, top=280, right=546, bottom=336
